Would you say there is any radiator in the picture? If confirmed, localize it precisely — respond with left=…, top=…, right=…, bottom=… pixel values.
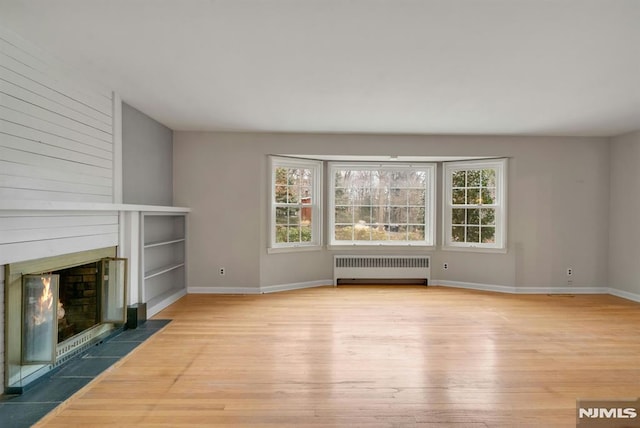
left=333, top=255, right=430, bottom=285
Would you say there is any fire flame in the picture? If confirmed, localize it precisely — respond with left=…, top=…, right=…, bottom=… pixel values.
left=33, top=275, right=54, bottom=326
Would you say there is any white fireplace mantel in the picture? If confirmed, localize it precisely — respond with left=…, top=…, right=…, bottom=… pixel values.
left=0, top=200, right=190, bottom=213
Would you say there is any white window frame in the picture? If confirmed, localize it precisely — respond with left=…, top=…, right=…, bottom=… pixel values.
left=442, top=158, right=507, bottom=251
left=328, top=162, right=436, bottom=247
left=268, top=156, right=323, bottom=253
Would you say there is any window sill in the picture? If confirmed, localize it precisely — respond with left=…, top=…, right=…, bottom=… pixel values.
left=440, top=245, right=508, bottom=254
left=267, top=245, right=323, bottom=254
left=327, top=244, right=435, bottom=252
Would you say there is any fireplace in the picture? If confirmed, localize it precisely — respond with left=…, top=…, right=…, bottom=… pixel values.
left=4, top=247, right=127, bottom=393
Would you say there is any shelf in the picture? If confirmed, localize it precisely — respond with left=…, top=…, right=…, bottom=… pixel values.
left=144, top=263, right=185, bottom=280
left=144, top=238, right=185, bottom=249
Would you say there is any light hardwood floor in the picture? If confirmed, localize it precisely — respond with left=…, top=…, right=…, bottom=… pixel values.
left=36, top=286, right=640, bottom=427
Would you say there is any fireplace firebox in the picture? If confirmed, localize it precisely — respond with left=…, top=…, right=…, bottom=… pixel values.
left=4, top=247, right=127, bottom=393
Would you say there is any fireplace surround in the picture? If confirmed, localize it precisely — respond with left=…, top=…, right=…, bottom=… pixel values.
left=4, top=247, right=127, bottom=393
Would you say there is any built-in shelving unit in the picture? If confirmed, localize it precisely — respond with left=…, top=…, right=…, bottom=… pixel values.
left=141, top=212, right=187, bottom=316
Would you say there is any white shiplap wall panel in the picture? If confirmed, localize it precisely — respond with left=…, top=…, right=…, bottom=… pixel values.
left=0, top=26, right=119, bottom=262
left=1, top=92, right=112, bottom=143
left=0, top=146, right=112, bottom=178
left=0, top=78, right=112, bottom=134
left=0, top=233, right=119, bottom=265
left=0, top=32, right=112, bottom=115
left=0, top=265, right=4, bottom=394
left=0, top=213, right=118, bottom=230
left=0, top=223, right=118, bottom=244
left=0, top=106, right=112, bottom=152
left=0, top=66, right=112, bottom=127
left=0, top=161, right=112, bottom=187
left=0, top=174, right=112, bottom=196
left=1, top=133, right=112, bottom=168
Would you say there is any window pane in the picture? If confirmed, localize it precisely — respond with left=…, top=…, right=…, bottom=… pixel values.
left=287, top=169, right=300, bottom=186
left=335, top=225, right=353, bottom=240
left=466, top=226, right=480, bottom=243
left=335, top=206, right=353, bottom=223
left=390, top=207, right=407, bottom=224
left=275, top=186, right=287, bottom=203
left=371, top=206, right=388, bottom=225
left=481, top=226, right=495, bottom=244
left=288, top=226, right=300, bottom=242
left=388, top=225, right=407, bottom=240
left=480, top=208, right=495, bottom=225
left=452, top=189, right=465, bottom=204
left=276, top=226, right=288, bottom=243
left=452, top=171, right=465, bottom=187
left=467, top=208, right=480, bottom=225
left=482, top=169, right=496, bottom=187
left=408, top=207, right=425, bottom=223
left=287, top=185, right=299, bottom=203
left=300, top=169, right=313, bottom=186
left=467, top=170, right=481, bottom=186
left=275, top=168, right=288, bottom=185
left=335, top=171, right=347, bottom=187
left=335, top=188, right=351, bottom=205
left=452, top=226, right=465, bottom=242
left=275, top=207, right=288, bottom=224
left=390, top=188, right=407, bottom=205
left=300, top=187, right=312, bottom=204
left=288, top=207, right=300, bottom=224
left=408, top=225, right=425, bottom=241
left=371, top=226, right=388, bottom=241
left=452, top=208, right=465, bottom=225
left=354, top=223, right=372, bottom=240
left=467, top=188, right=480, bottom=205
left=301, top=226, right=312, bottom=242
left=355, top=207, right=372, bottom=223
left=301, top=208, right=312, bottom=225
left=353, top=189, right=371, bottom=205
left=407, top=189, right=424, bottom=205
left=481, top=188, right=496, bottom=204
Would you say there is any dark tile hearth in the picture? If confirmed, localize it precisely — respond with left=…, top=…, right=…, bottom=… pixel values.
left=0, top=319, right=170, bottom=428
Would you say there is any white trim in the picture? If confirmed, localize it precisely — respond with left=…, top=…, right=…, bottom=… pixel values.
left=188, top=286, right=262, bottom=295
left=147, top=288, right=187, bottom=317
left=442, top=158, right=507, bottom=250
left=328, top=161, right=437, bottom=247
left=0, top=200, right=190, bottom=212
left=435, top=280, right=610, bottom=295
left=436, top=280, right=516, bottom=293
left=112, top=92, right=123, bottom=204
left=608, top=288, right=640, bottom=303
left=269, top=156, right=323, bottom=250
left=267, top=245, right=323, bottom=254
left=261, top=279, right=332, bottom=294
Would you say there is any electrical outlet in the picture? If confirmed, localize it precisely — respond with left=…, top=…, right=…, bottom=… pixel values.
left=443, top=263, right=449, bottom=270
left=219, top=267, right=226, bottom=276
left=567, top=268, right=573, bottom=276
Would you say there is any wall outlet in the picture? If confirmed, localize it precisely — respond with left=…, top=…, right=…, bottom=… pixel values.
left=566, top=267, right=573, bottom=276
left=443, top=263, right=449, bottom=270
left=219, top=267, right=226, bottom=276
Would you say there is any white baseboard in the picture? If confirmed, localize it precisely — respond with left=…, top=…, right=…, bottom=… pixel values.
left=147, top=288, right=187, bottom=317
left=435, top=280, right=516, bottom=294
left=261, top=279, right=332, bottom=294
left=187, top=286, right=261, bottom=294
left=186, top=281, right=640, bottom=305
left=608, top=287, right=640, bottom=303
left=434, top=280, right=609, bottom=295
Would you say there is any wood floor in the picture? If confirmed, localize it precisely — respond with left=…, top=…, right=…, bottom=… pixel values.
left=35, top=286, right=640, bottom=427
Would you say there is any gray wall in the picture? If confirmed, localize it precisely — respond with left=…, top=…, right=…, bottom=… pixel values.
left=173, top=132, right=610, bottom=291
left=122, top=103, right=173, bottom=206
left=609, top=130, right=640, bottom=296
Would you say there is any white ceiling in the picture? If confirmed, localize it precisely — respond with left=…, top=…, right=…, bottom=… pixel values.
left=1, top=0, right=639, bottom=137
